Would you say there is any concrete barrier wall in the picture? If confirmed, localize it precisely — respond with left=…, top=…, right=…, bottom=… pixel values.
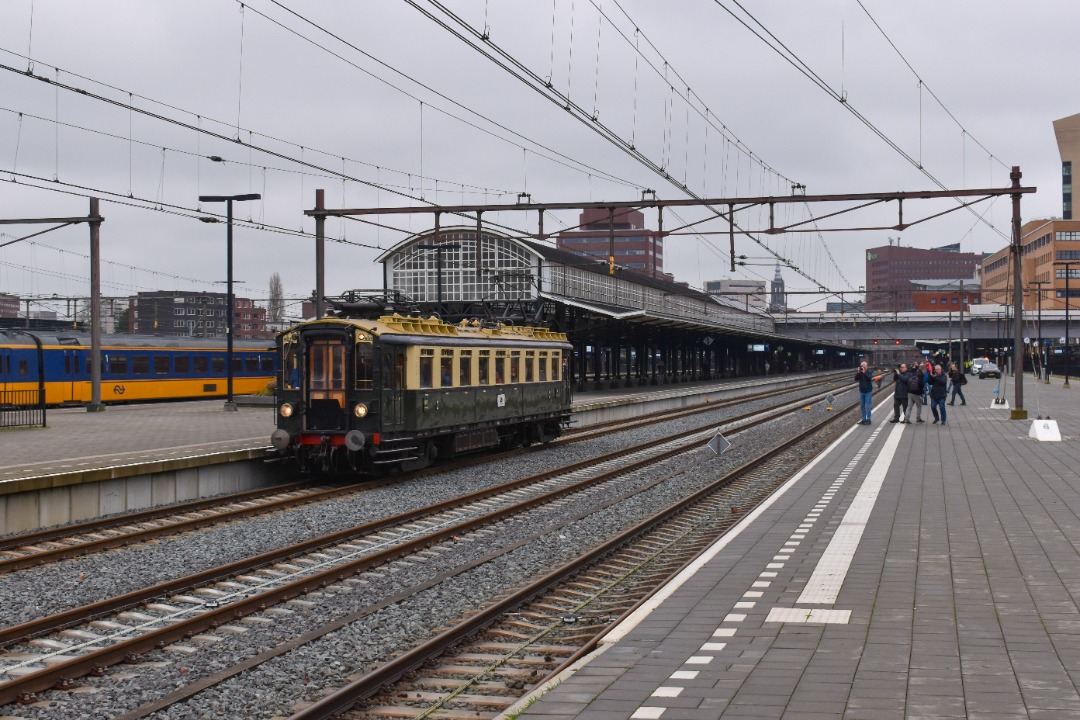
left=0, top=459, right=282, bottom=536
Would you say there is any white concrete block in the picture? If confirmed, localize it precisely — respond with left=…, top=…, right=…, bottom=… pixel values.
left=1029, top=419, right=1062, bottom=442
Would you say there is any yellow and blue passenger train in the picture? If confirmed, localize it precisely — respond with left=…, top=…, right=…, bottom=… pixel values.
left=270, top=312, right=573, bottom=475
left=0, top=330, right=277, bottom=405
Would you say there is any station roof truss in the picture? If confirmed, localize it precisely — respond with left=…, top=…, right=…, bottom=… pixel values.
left=306, top=176, right=1035, bottom=359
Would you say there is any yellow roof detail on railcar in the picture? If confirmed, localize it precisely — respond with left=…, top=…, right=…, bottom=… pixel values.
left=283, top=314, right=567, bottom=343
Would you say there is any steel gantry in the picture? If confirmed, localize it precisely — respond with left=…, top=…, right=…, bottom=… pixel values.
left=305, top=169, right=1036, bottom=415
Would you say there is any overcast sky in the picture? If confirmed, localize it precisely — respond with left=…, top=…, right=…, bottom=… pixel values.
left=0, top=1, right=1075, bottom=317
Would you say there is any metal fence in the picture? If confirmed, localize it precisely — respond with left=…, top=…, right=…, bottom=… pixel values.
left=0, top=389, right=46, bottom=428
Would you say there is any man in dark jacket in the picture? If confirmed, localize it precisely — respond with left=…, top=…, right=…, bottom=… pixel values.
left=929, top=364, right=949, bottom=424
left=854, top=361, right=875, bottom=424
left=890, top=363, right=911, bottom=423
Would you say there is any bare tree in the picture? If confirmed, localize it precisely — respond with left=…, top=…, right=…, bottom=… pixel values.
left=268, top=272, right=285, bottom=326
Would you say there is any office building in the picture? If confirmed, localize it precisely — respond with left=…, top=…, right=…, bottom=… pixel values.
left=865, top=242, right=981, bottom=312
left=555, top=208, right=664, bottom=276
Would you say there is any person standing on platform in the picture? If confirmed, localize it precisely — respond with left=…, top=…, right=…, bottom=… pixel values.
left=929, top=364, right=949, bottom=424
left=906, top=362, right=926, bottom=423
left=889, top=362, right=912, bottom=423
left=854, top=361, right=875, bottom=425
left=948, top=362, right=967, bottom=405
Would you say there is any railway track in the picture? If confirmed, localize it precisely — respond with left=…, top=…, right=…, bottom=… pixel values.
left=0, top=373, right=846, bottom=574
left=292, top=385, right=875, bottom=720
left=0, top=381, right=859, bottom=712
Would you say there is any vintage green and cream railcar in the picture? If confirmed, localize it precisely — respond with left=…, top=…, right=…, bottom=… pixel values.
left=270, top=314, right=573, bottom=474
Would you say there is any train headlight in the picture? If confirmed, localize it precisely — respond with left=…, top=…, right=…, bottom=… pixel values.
left=353, top=403, right=368, bottom=418
left=279, top=403, right=294, bottom=418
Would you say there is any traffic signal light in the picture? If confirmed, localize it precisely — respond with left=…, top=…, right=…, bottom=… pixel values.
left=894, top=339, right=901, bottom=345
left=873, top=340, right=878, bottom=345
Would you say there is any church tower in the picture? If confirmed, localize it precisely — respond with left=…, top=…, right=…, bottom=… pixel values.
left=769, top=262, right=786, bottom=312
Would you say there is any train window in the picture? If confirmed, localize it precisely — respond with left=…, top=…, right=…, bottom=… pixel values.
left=154, top=356, right=170, bottom=375
left=395, top=354, right=405, bottom=389
left=539, top=351, right=548, bottom=382
left=510, top=351, right=521, bottom=383
left=211, top=357, right=226, bottom=373
left=260, top=356, right=274, bottom=373
left=355, top=342, right=374, bottom=390
left=419, top=348, right=434, bottom=389
left=459, top=350, right=472, bottom=386
left=194, top=356, right=209, bottom=374
left=552, top=353, right=560, bottom=381
left=478, top=350, right=490, bottom=385
left=440, top=349, right=453, bottom=388
left=245, top=357, right=259, bottom=373
left=133, top=356, right=150, bottom=375
left=65, top=355, right=71, bottom=374
left=494, top=350, right=507, bottom=384
left=308, top=338, right=346, bottom=408
left=109, top=355, right=128, bottom=375
left=18, top=359, right=28, bottom=377
left=74, top=355, right=81, bottom=375
left=232, top=356, right=243, bottom=373
left=525, top=351, right=535, bottom=382
left=283, top=340, right=299, bottom=389
left=174, top=356, right=189, bottom=373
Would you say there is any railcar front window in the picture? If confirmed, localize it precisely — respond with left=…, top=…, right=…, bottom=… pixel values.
left=355, top=342, right=374, bottom=390
left=308, top=338, right=346, bottom=407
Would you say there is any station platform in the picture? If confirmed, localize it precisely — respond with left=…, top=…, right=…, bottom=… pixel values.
left=512, top=376, right=1080, bottom=720
left=0, top=374, right=827, bottom=534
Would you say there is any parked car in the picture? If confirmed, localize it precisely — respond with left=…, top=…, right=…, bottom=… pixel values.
left=978, top=362, right=1001, bottom=379
left=970, top=358, right=988, bottom=375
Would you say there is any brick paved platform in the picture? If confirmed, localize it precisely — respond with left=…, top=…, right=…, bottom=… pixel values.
left=512, top=375, right=1080, bottom=720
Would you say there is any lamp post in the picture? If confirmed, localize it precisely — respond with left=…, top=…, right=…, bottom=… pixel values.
left=1056, top=261, right=1078, bottom=388
left=198, top=193, right=261, bottom=411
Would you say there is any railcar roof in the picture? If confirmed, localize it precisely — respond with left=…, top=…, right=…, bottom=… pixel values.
left=281, top=314, right=569, bottom=344
left=0, top=330, right=274, bottom=350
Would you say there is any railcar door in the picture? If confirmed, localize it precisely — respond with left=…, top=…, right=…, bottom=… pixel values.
left=381, top=349, right=405, bottom=430
left=305, top=336, right=346, bottom=431
left=0, top=345, right=10, bottom=394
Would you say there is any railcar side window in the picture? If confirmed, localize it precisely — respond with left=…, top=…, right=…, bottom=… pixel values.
left=459, top=350, right=472, bottom=386
left=154, top=356, right=170, bottom=375
left=108, top=356, right=127, bottom=375
left=133, top=356, right=150, bottom=375
left=18, top=359, right=28, bottom=377
left=419, top=348, right=434, bottom=389
left=260, top=356, right=275, bottom=373
left=232, top=356, right=243, bottom=372
left=525, top=351, right=535, bottom=382
left=510, top=351, right=521, bottom=382
left=478, top=350, right=490, bottom=385
left=539, top=351, right=548, bottom=381
left=355, top=342, right=374, bottom=390
left=211, top=357, right=226, bottom=373
left=65, top=355, right=71, bottom=374
left=175, top=356, right=190, bottom=373
left=245, top=357, right=259, bottom=373
left=395, top=354, right=405, bottom=389
left=440, top=349, right=453, bottom=387
left=494, top=350, right=507, bottom=384
left=552, top=353, right=561, bottom=381
left=194, top=356, right=209, bottom=374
